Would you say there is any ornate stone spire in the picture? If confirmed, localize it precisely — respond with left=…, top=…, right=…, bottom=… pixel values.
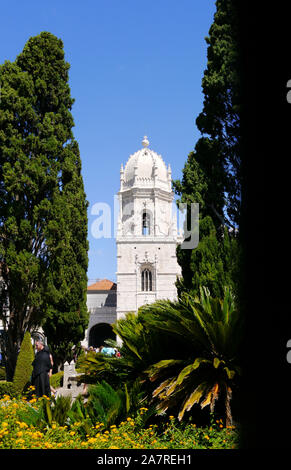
left=142, top=135, right=149, bottom=148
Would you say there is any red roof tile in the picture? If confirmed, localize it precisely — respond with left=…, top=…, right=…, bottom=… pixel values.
left=87, top=279, right=117, bottom=291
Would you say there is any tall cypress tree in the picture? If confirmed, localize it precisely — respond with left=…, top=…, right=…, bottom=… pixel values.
left=176, top=216, right=239, bottom=299
left=0, top=32, right=89, bottom=379
left=173, top=0, right=241, bottom=298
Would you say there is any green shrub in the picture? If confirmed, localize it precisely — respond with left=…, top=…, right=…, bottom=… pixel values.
left=86, top=381, right=126, bottom=428
left=13, top=332, right=34, bottom=394
left=16, top=402, right=44, bottom=428
left=0, top=367, right=6, bottom=380
left=75, top=349, right=86, bottom=368
left=0, top=381, right=17, bottom=398
left=50, top=371, right=64, bottom=389
left=41, top=395, right=73, bottom=427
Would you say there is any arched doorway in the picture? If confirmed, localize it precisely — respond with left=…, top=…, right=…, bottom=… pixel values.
left=89, top=323, right=115, bottom=348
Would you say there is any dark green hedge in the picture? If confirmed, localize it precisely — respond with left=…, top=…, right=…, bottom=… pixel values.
left=13, top=332, right=34, bottom=394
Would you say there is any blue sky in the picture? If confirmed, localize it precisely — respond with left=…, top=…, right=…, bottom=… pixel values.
left=0, top=0, right=216, bottom=283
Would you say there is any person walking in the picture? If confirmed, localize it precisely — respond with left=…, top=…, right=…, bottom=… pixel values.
left=31, top=339, right=52, bottom=398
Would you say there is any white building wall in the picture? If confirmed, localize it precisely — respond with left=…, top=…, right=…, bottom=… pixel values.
left=116, top=138, right=182, bottom=322
left=83, top=290, right=117, bottom=348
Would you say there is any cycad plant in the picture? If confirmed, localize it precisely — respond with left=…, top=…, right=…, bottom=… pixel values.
left=140, top=287, right=243, bottom=425
left=78, top=287, right=242, bottom=426
left=77, top=312, right=174, bottom=403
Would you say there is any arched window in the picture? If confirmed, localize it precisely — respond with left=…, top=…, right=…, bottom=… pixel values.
left=142, top=211, right=150, bottom=235
left=141, top=268, right=153, bottom=291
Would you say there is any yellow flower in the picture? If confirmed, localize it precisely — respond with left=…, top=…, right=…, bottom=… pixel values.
left=169, top=415, right=174, bottom=420
left=1, top=422, right=8, bottom=428
left=204, top=435, right=210, bottom=440
left=70, top=431, right=76, bottom=436
left=16, top=431, right=23, bottom=437
left=88, top=437, right=97, bottom=444
left=15, top=438, right=25, bottom=445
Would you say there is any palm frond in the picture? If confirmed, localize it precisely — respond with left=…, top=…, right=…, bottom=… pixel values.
left=178, top=382, right=208, bottom=421
left=145, top=359, right=184, bottom=382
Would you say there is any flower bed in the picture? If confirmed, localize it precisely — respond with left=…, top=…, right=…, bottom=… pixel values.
left=0, top=394, right=239, bottom=449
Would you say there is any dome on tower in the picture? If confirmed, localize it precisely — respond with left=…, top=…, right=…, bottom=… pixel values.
left=121, top=136, right=170, bottom=191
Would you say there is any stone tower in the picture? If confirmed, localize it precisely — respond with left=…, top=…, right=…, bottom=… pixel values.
left=116, top=136, right=182, bottom=321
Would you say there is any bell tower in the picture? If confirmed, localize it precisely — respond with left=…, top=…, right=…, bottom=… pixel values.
left=116, top=136, right=182, bottom=321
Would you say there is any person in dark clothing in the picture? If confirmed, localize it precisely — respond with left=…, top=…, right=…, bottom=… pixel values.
left=43, top=344, right=56, bottom=395
left=31, top=339, right=52, bottom=398
left=43, top=345, right=54, bottom=377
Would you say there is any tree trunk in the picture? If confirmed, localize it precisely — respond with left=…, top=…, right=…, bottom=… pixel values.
left=225, top=384, right=233, bottom=427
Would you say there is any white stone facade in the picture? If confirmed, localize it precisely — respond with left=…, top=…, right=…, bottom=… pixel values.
left=82, top=280, right=117, bottom=348
left=116, top=136, right=182, bottom=321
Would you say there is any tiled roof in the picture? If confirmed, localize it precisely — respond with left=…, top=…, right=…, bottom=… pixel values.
left=87, top=279, right=117, bottom=291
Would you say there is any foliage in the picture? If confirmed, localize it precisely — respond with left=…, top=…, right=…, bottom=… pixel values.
left=35, top=380, right=132, bottom=433
left=140, top=287, right=242, bottom=425
left=0, top=31, right=89, bottom=379
left=0, top=394, right=239, bottom=449
left=50, top=371, right=64, bottom=390
left=176, top=216, right=240, bottom=299
left=13, top=332, right=34, bottom=394
left=42, top=395, right=73, bottom=427
left=78, top=288, right=242, bottom=426
left=0, top=381, right=17, bottom=398
left=173, top=0, right=241, bottom=229
left=77, top=311, right=185, bottom=412
left=86, top=382, right=125, bottom=428
left=0, top=367, right=6, bottom=381
left=172, top=0, right=241, bottom=300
